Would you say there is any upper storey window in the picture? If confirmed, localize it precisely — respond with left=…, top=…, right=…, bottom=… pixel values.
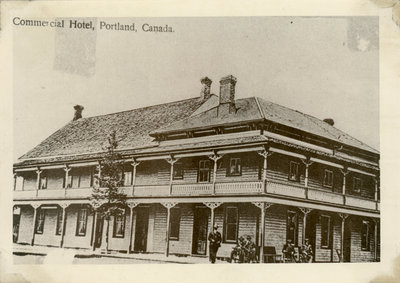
left=323, top=169, right=333, bottom=188
left=198, top=160, right=211, bottom=182
left=173, top=162, right=184, bottom=180
left=289, top=161, right=299, bottom=182
left=227, top=158, right=241, bottom=176
left=353, top=177, right=362, bottom=194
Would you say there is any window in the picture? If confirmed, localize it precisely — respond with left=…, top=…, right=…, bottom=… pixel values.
left=76, top=208, right=88, bottom=236
left=173, top=162, right=184, bottom=180
left=323, top=169, right=333, bottom=188
left=122, top=170, right=132, bottom=186
left=40, top=175, right=47, bottom=190
left=353, top=177, right=362, bottom=193
left=56, top=209, right=63, bottom=235
left=198, top=160, right=211, bottom=182
left=169, top=208, right=181, bottom=240
left=286, top=211, right=298, bottom=245
left=289, top=161, right=299, bottom=182
left=113, top=213, right=126, bottom=238
left=361, top=220, right=370, bottom=251
left=320, top=215, right=331, bottom=248
left=227, top=158, right=241, bottom=176
left=224, top=206, right=239, bottom=242
left=35, top=209, right=45, bottom=234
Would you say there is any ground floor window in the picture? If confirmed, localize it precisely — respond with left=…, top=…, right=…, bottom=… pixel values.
left=361, top=220, right=371, bottom=251
left=113, top=213, right=126, bottom=238
left=320, top=215, right=331, bottom=248
left=169, top=208, right=181, bottom=240
left=35, top=209, right=45, bottom=234
left=76, top=208, right=88, bottom=236
left=286, top=210, right=298, bottom=245
left=56, top=209, right=63, bottom=235
left=224, top=206, right=239, bottom=243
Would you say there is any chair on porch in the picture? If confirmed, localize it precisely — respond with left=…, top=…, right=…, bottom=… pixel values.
left=263, top=246, right=282, bottom=263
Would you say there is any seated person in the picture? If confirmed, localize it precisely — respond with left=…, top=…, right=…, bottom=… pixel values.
left=244, top=235, right=257, bottom=263
left=301, top=238, right=313, bottom=263
left=230, top=236, right=246, bottom=263
left=282, top=239, right=296, bottom=262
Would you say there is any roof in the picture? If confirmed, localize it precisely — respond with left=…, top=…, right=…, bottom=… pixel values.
left=151, top=96, right=378, bottom=154
left=19, top=97, right=207, bottom=160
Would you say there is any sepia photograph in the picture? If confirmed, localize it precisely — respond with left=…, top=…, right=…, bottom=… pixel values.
left=9, top=15, right=382, bottom=267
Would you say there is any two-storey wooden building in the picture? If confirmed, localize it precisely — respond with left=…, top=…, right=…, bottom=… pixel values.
left=13, top=75, right=380, bottom=262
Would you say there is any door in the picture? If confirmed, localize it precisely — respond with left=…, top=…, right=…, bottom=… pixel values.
left=192, top=207, right=208, bottom=255
left=305, top=213, right=317, bottom=262
left=134, top=207, right=149, bottom=252
left=94, top=216, right=104, bottom=248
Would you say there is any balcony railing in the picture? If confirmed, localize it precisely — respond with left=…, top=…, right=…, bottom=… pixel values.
left=14, top=180, right=379, bottom=211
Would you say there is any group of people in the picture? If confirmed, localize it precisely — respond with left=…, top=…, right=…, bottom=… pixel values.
left=282, top=238, right=313, bottom=263
left=208, top=223, right=313, bottom=264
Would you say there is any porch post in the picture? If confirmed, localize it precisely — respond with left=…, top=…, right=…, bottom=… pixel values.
left=31, top=203, right=40, bottom=246
left=59, top=203, right=69, bottom=247
left=63, top=165, right=71, bottom=197
left=257, top=148, right=273, bottom=194
left=166, top=156, right=178, bottom=196
left=161, top=202, right=177, bottom=257
left=299, top=208, right=312, bottom=245
left=301, top=158, right=313, bottom=199
left=91, top=203, right=101, bottom=251
left=203, top=202, right=222, bottom=237
left=208, top=153, right=222, bottom=195
left=252, top=202, right=272, bottom=263
left=338, top=213, right=348, bottom=262
left=127, top=202, right=139, bottom=254
left=13, top=173, right=17, bottom=191
left=35, top=168, right=42, bottom=197
left=340, top=169, right=348, bottom=205
left=374, top=177, right=379, bottom=210
left=373, top=218, right=379, bottom=262
left=131, top=160, right=140, bottom=196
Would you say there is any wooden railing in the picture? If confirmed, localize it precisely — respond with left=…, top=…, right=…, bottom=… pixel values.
left=13, top=181, right=378, bottom=211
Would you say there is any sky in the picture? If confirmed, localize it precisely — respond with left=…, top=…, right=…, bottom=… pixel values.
left=13, top=17, right=379, bottom=160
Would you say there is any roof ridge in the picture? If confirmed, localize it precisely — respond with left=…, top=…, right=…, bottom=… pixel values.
left=78, top=96, right=201, bottom=121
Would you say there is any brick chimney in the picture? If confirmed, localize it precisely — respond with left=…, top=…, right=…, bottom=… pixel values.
left=73, top=105, right=84, bottom=121
left=200, top=77, right=212, bottom=100
left=218, top=75, right=237, bottom=116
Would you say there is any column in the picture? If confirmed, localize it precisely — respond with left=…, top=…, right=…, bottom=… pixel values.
left=340, top=169, right=348, bottom=205
left=299, top=208, right=312, bottom=245
left=252, top=202, right=272, bottom=263
left=338, top=213, right=348, bottom=262
left=63, top=165, right=71, bottom=196
left=91, top=203, right=101, bottom=251
left=166, top=156, right=178, bottom=196
left=374, top=177, right=379, bottom=210
left=203, top=202, right=222, bottom=236
left=35, top=168, right=42, bottom=197
left=31, top=203, right=40, bottom=246
left=208, top=153, right=222, bottom=195
left=257, top=149, right=273, bottom=194
left=161, top=202, right=177, bottom=257
left=13, top=173, right=16, bottom=191
left=127, top=202, right=139, bottom=254
left=301, top=158, right=313, bottom=199
left=131, top=160, right=140, bottom=196
left=59, top=203, right=70, bottom=247
left=373, top=218, right=379, bottom=262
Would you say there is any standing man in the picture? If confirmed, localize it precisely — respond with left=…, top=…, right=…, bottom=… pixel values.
left=208, top=224, right=222, bottom=263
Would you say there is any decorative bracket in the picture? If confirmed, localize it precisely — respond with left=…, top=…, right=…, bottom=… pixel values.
left=131, top=159, right=141, bottom=167
left=203, top=202, right=222, bottom=210
left=161, top=202, right=178, bottom=209
left=35, top=168, right=43, bottom=176
left=166, top=155, right=179, bottom=165
left=252, top=202, right=273, bottom=211
left=208, top=153, right=222, bottom=162
left=59, top=203, right=70, bottom=209
left=338, top=213, right=349, bottom=221
left=257, top=150, right=273, bottom=159
left=301, top=158, right=314, bottom=167
left=63, top=165, right=71, bottom=173
left=299, top=207, right=313, bottom=215
left=127, top=202, right=140, bottom=209
left=31, top=203, right=41, bottom=209
left=340, top=168, right=349, bottom=176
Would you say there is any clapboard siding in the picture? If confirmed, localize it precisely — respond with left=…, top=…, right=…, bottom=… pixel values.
left=34, top=209, right=61, bottom=247
left=346, top=172, right=375, bottom=200
left=169, top=204, right=194, bottom=255
left=46, top=169, right=64, bottom=190
left=152, top=204, right=167, bottom=253
left=63, top=205, right=93, bottom=249
left=308, top=164, right=342, bottom=194
left=17, top=206, right=34, bottom=244
left=267, top=153, right=305, bottom=186
left=22, top=172, right=37, bottom=191
left=108, top=212, right=132, bottom=251
left=349, top=217, right=375, bottom=262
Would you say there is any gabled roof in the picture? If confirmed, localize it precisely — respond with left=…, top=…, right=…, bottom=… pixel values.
left=151, top=96, right=378, bottom=154
left=19, top=97, right=207, bottom=160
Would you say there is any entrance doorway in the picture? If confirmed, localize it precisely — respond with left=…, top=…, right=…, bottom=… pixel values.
left=343, top=219, right=351, bottom=262
left=134, top=207, right=149, bottom=252
left=94, top=215, right=104, bottom=249
left=192, top=207, right=208, bottom=255
left=305, top=212, right=317, bottom=262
